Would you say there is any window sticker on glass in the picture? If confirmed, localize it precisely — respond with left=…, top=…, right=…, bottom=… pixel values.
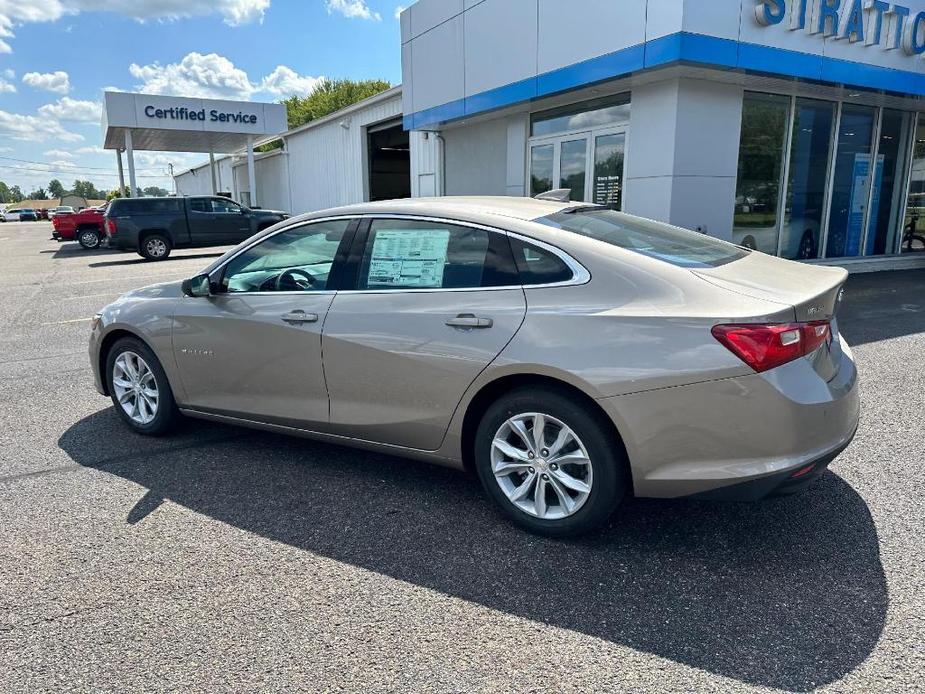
left=367, top=229, right=450, bottom=288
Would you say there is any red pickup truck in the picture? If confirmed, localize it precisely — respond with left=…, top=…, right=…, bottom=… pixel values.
left=52, top=205, right=106, bottom=249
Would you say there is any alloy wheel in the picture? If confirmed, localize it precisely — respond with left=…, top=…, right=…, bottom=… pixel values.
left=80, top=230, right=100, bottom=248
left=112, top=351, right=159, bottom=424
left=491, top=412, right=593, bottom=520
left=145, top=238, right=167, bottom=258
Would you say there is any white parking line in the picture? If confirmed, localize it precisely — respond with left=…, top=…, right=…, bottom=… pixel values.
left=40, top=317, right=93, bottom=325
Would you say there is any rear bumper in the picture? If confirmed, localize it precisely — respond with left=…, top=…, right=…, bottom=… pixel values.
left=599, top=334, right=860, bottom=499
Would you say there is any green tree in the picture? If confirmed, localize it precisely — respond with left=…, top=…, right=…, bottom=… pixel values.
left=71, top=180, right=102, bottom=200
left=27, top=187, right=49, bottom=200
left=281, top=78, right=391, bottom=130
left=9, top=185, right=23, bottom=202
left=0, top=181, right=10, bottom=203
left=142, top=185, right=168, bottom=197
left=48, top=179, right=66, bottom=198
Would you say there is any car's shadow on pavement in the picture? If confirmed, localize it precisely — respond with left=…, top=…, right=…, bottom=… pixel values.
left=59, top=411, right=886, bottom=692
left=41, top=244, right=120, bottom=259
left=87, top=252, right=225, bottom=268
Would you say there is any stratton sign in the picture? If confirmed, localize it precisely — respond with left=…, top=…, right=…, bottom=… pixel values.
left=755, top=0, right=925, bottom=56
left=143, top=105, right=259, bottom=125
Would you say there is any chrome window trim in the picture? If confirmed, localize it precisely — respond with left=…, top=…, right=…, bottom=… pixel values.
left=335, top=213, right=591, bottom=296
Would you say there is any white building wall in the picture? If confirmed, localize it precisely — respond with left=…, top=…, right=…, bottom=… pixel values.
left=438, top=114, right=529, bottom=197
left=285, top=92, right=403, bottom=214
left=233, top=151, right=289, bottom=211
left=409, top=131, right=439, bottom=197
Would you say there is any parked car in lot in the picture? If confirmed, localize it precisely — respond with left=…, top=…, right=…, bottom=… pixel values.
left=89, top=197, right=859, bottom=537
left=3, top=207, right=34, bottom=222
left=52, top=204, right=106, bottom=248
left=48, top=205, right=75, bottom=220
left=104, top=196, right=289, bottom=260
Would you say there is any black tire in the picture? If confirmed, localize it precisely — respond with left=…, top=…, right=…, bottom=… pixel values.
left=474, top=386, right=627, bottom=537
left=105, top=336, right=179, bottom=436
left=741, top=236, right=758, bottom=251
left=77, top=228, right=101, bottom=249
left=139, top=233, right=172, bottom=261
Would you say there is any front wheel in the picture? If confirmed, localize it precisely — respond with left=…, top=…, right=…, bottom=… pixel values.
left=139, top=234, right=171, bottom=261
left=474, top=387, right=627, bottom=537
left=105, top=336, right=178, bottom=435
left=78, top=228, right=101, bottom=249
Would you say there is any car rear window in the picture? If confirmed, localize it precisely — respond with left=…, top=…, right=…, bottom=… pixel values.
left=537, top=208, right=748, bottom=269
left=109, top=198, right=181, bottom=215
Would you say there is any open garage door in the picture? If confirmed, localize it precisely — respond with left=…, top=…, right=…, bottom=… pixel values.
left=368, top=120, right=410, bottom=202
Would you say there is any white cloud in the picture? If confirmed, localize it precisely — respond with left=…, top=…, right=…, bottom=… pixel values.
left=326, top=0, right=381, bottom=21
left=0, top=76, right=14, bottom=93
left=3, top=68, right=13, bottom=79
left=38, top=96, right=102, bottom=122
left=394, top=5, right=405, bottom=20
left=0, top=0, right=269, bottom=53
left=0, top=109, right=83, bottom=142
left=129, top=52, right=321, bottom=100
left=74, top=145, right=106, bottom=156
left=44, top=148, right=75, bottom=159
left=130, top=52, right=255, bottom=99
left=259, top=65, right=323, bottom=98
left=23, top=70, right=70, bottom=94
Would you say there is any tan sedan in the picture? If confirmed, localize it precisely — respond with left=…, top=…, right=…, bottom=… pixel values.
left=89, top=197, right=859, bottom=536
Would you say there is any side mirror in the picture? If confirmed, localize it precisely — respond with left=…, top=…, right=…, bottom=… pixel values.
left=182, top=274, right=211, bottom=298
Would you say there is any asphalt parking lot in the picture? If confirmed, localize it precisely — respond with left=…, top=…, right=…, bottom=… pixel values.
left=1, top=220, right=923, bottom=693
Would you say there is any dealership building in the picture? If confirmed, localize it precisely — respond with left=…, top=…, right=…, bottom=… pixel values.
left=171, top=0, right=925, bottom=269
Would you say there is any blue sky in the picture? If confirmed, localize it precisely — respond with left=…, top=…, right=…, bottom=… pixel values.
left=0, top=0, right=405, bottom=196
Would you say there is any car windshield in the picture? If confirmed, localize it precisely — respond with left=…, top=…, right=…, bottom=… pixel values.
left=537, top=208, right=748, bottom=269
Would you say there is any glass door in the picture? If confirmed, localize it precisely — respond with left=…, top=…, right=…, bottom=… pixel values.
left=529, top=128, right=626, bottom=208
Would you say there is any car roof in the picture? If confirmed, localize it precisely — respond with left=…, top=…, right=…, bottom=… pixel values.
left=298, top=196, right=581, bottom=225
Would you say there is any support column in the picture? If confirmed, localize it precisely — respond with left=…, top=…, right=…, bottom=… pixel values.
left=124, top=130, right=137, bottom=198
left=116, top=149, right=126, bottom=195
left=623, top=77, right=744, bottom=241
left=209, top=152, right=218, bottom=195
left=246, top=136, right=257, bottom=207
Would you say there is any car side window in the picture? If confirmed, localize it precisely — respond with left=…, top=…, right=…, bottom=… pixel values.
left=189, top=199, right=209, bottom=213
left=221, top=219, right=351, bottom=293
left=508, top=237, right=574, bottom=285
left=212, top=199, right=240, bottom=214
left=357, top=219, right=518, bottom=290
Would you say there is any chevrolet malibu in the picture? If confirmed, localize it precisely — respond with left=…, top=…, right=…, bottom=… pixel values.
left=89, top=197, right=860, bottom=536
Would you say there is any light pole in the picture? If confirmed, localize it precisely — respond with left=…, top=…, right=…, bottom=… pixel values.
left=168, top=163, right=176, bottom=195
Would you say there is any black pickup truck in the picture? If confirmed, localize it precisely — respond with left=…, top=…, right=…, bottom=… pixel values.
left=104, top=196, right=289, bottom=260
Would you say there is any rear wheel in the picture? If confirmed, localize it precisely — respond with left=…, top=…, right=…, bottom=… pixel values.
left=77, top=228, right=101, bottom=249
left=474, top=387, right=627, bottom=537
left=139, top=233, right=171, bottom=261
left=105, top=337, right=178, bottom=435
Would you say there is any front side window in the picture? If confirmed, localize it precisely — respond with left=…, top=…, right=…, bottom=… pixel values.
left=538, top=208, right=747, bottom=268
left=358, top=219, right=517, bottom=290
left=221, top=219, right=350, bottom=293
left=212, top=198, right=241, bottom=214
left=189, top=199, right=209, bottom=213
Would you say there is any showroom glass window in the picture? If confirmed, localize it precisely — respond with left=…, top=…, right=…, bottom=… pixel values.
left=901, top=116, right=925, bottom=254
left=866, top=110, right=915, bottom=256
left=825, top=105, right=877, bottom=258
left=780, top=99, right=835, bottom=260
left=733, top=93, right=790, bottom=254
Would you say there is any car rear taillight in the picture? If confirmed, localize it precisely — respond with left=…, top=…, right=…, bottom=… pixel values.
left=712, top=321, right=831, bottom=373
left=106, top=218, right=117, bottom=235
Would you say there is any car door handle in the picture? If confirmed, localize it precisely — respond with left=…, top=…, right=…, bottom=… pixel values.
left=281, top=310, right=319, bottom=325
left=445, top=313, right=493, bottom=329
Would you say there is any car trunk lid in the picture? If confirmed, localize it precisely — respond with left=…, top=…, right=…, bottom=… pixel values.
left=693, top=251, right=848, bottom=380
